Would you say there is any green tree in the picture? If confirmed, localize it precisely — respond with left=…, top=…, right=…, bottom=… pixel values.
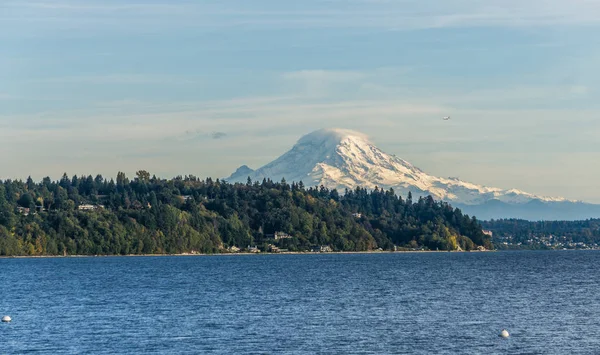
left=17, top=193, right=35, bottom=209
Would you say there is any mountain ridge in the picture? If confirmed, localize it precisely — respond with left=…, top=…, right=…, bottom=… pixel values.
left=225, top=128, right=597, bottom=220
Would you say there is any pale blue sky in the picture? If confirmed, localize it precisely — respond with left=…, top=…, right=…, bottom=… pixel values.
left=1, top=0, right=599, bottom=202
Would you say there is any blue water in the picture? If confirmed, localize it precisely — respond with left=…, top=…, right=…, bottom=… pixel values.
left=1, top=251, right=599, bottom=354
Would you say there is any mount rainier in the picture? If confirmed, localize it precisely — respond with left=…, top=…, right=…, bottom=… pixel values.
left=226, top=128, right=600, bottom=221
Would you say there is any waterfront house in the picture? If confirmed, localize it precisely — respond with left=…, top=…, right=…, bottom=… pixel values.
left=311, top=245, right=333, bottom=253
left=320, top=245, right=333, bottom=253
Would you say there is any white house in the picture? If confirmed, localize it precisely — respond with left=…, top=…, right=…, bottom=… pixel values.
left=78, top=204, right=104, bottom=211
left=274, top=232, right=292, bottom=240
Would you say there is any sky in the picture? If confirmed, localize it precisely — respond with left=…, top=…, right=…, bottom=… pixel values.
left=1, top=0, right=600, bottom=203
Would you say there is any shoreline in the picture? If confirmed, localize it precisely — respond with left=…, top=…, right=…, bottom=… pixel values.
left=0, top=249, right=496, bottom=259
left=4, top=249, right=600, bottom=259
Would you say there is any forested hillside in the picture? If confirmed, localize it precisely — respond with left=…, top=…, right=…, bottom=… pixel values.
left=482, top=219, right=600, bottom=249
left=0, top=171, right=492, bottom=256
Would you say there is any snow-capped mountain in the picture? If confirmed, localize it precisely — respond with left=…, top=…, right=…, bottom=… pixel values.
left=225, top=128, right=599, bottom=220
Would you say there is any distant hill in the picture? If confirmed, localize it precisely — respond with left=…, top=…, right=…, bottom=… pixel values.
left=454, top=200, right=600, bottom=221
left=482, top=218, right=600, bottom=250
left=226, top=128, right=599, bottom=221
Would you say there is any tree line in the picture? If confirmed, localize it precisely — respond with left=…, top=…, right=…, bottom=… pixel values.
left=482, top=218, right=600, bottom=248
left=0, top=171, right=492, bottom=256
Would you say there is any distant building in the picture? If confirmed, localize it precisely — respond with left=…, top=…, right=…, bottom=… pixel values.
left=352, top=213, right=362, bottom=218
left=268, top=244, right=280, bottom=253
left=274, top=232, right=292, bottom=240
left=313, top=245, right=333, bottom=253
left=229, top=246, right=241, bottom=253
left=482, top=230, right=493, bottom=237
left=16, top=207, right=30, bottom=216
left=78, top=204, right=104, bottom=211
left=248, top=245, right=260, bottom=253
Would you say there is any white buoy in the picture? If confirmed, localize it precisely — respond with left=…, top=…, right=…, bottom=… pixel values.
left=2, top=316, right=11, bottom=323
left=500, top=329, right=509, bottom=338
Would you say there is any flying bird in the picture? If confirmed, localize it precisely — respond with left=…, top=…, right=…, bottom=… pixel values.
left=443, top=116, right=450, bottom=120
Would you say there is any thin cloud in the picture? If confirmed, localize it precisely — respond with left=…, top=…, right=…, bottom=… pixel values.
left=30, top=74, right=198, bottom=85
left=282, top=70, right=366, bottom=82
left=281, top=67, right=414, bottom=98
left=4, top=0, right=600, bottom=36
left=3, top=92, right=597, bottom=145
left=2, top=92, right=599, bottom=202
left=0, top=94, right=19, bottom=100
left=3, top=1, right=184, bottom=13
left=212, top=131, right=227, bottom=139
left=169, top=130, right=228, bottom=143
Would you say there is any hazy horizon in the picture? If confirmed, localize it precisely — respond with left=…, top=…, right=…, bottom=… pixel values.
left=2, top=0, right=599, bottom=203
